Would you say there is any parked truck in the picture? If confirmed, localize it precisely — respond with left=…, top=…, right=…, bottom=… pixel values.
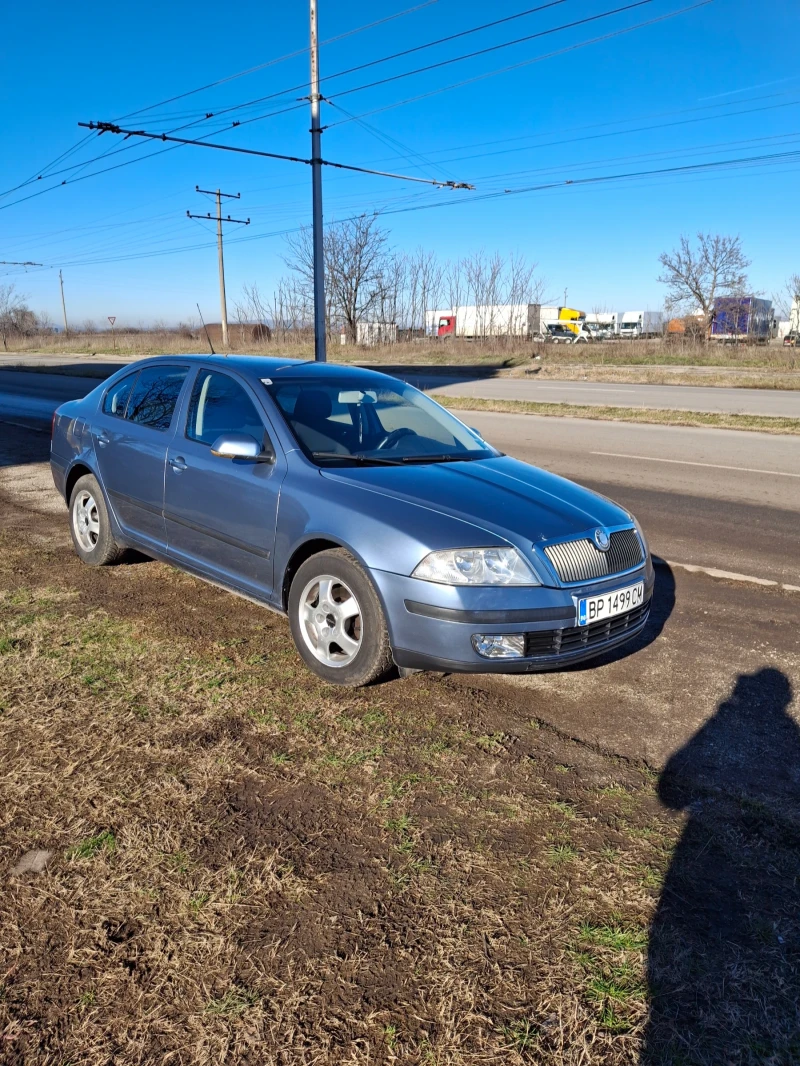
left=618, top=311, right=665, bottom=339
left=428, top=304, right=586, bottom=339
left=585, top=312, right=618, bottom=339
left=710, top=297, right=772, bottom=343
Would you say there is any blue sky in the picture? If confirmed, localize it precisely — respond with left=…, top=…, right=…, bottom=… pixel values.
left=1, top=0, right=799, bottom=324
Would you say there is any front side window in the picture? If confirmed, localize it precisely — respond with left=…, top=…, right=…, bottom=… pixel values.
left=102, top=371, right=138, bottom=418
left=126, top=365, right=188, bottom=430
left=264, top=375, right=499, bottom=466
left=186, top=370, right=265, bottom=446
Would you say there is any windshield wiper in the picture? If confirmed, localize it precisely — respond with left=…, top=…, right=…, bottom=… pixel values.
left=312, top=451, right=405, bottom=466
left=399, top=453, right=488, bottom=464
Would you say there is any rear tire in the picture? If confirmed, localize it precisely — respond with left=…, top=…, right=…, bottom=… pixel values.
left=288, top=548, right=393, bottom=687
left=69, top=473, right=124, bottom=566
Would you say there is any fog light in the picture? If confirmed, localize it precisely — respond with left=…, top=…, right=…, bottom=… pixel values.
left=471, top=633, right=526, bottom=659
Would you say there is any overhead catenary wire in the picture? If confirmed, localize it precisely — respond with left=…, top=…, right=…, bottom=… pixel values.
left=117, top=0, right=441, bottom=122
left=51, top=144, right=800, bottom=270
left=324, top=0, right=658, bottom=107
left=0, top=0, right=440, bottom=203
left=0, top=0, right=682, bottom=203
left=0, top=0, right=705, bottom=213
left=324, top=0, right=711, bottom=128
left=76, top=122, right=476, bottom=189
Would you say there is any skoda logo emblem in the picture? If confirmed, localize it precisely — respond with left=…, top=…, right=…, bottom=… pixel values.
left=594, top=528, right=610, bottom=551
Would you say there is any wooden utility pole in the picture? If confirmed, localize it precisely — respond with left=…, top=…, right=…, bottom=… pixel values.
left=187, top=188, right=249, bottom=348
left=59, top=270, right=69, bottom=334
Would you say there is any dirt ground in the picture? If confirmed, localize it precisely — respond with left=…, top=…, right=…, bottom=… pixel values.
left=1, top=426, right=799, bottom=1065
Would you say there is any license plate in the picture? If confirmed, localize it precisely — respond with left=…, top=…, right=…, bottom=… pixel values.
left=578, top=582, right=644, bottom=626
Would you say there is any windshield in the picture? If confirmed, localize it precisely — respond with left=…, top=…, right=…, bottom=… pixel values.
left=264, top=375, right=499, bottom=466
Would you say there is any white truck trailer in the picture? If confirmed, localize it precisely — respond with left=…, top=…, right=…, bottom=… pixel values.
left=619, top=311, right=665, bottom=338
left=427, top=304, right=586, bottom=339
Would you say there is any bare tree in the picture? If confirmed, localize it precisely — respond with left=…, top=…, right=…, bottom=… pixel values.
left=773, top=273, right=800, bottom=322
left=657, top=233, right=750, bottom=333
left=285, top=212, right=391, bottom=343
left=409, top=249, right=444, bottom=335
left=444, top=258, right=466, bottom=334
left=0, top=284, right=35, bottom=350
left=505, top=253, right=546, bottom=338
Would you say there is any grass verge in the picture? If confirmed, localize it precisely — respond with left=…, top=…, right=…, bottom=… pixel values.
left=1, top=523, right=799, bottom=1064
left=434, top=395, right=800, bottom=435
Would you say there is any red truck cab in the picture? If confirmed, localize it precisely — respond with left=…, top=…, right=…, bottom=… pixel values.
left=437, top=314, right=456, bottom=337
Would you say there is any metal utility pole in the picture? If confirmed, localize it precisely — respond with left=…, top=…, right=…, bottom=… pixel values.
left=59, top=270, right=69, bottom=334
left=310, top=0, right=326, bottom=362
left=187, top=188, right=249, bottom=348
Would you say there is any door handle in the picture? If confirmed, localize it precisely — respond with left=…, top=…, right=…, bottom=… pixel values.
left=95, top=431, right=110, bottom=448
left=169, top=456, right=187, bottom=472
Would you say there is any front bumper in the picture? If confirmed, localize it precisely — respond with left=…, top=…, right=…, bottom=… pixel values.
left=372, top=559, right=655, bottom=674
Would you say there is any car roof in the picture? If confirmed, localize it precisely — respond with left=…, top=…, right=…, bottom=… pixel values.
left=131, top=354, right=395, bottom=383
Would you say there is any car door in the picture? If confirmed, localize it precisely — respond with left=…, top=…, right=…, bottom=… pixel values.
left=91, top=364, right=189, bottom=553
left=164, top=367, right=286, bottom=601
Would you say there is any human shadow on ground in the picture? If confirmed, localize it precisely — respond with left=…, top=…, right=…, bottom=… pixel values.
left=642, top=667, right=800, bottom=1064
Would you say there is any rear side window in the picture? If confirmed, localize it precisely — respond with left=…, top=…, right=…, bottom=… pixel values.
left=186, top=370, right=264, bottom=446
left=126, top=365, right=189, bottom=430
left=102, top=372, right=138, bottom=418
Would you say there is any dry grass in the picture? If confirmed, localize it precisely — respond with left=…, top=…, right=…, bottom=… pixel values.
left=519, top=364, right=800, bottom=391
left=0, top=534, right=664, bottom=1065
left=7, top=330, right=798, bottom=371
left=1, top=525, right=799, bottom=1064
left=434, top=395, right=800, bottom=435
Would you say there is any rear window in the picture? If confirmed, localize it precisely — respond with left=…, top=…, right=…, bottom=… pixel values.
left=102, top=372, right=138, bottom=418
left=126, top=366, right=189, bottom=430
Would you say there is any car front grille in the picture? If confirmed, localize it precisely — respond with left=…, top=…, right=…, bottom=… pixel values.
left=524, top=600, right=650, bottom=659
left=543, top=528, right=644, bottom=584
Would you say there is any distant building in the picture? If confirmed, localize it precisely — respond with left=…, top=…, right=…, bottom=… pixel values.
left=355, top=321, right=397, bottom=346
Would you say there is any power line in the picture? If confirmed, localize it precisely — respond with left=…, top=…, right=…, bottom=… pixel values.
left=0, top=0, right=700, bottom=213
left=117, top=0, right=441, bottom=122
left=323, top=1, right=711, bottom=128
left=384, top=97, right=800, bottom=176
left=323, top=0, right=656, bottom=105
left=0, top=0, right=631, bottom=205
left=0, top=2, right=441, bottom=202
left=51, top=146, right=800, bottom=270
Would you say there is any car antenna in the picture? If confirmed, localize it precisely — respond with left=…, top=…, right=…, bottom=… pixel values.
left=196, top=303, right=217, bottom=356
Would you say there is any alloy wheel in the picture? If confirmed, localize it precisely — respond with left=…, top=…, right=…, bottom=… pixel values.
left=298, top=574, right=363, bottom=667
left=73, top=489, right=100, bottom=552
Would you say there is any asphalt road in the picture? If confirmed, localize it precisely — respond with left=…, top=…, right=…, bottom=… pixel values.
left=407, top=374, right=800, bottom=417
left=1, top=369, right=797, bottom=585
left=0, top=369, right=96, bottom=429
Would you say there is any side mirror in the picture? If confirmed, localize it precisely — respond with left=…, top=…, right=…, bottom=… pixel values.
left=210, top=432, right=274, bottom=463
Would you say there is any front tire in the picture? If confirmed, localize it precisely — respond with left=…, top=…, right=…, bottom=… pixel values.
left=69, top=473, right=124, bottom=566
left=288, top=548, right=393, bottom=687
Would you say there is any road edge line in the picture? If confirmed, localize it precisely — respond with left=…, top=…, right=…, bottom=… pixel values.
left=654, top=557, right=799, bottom=594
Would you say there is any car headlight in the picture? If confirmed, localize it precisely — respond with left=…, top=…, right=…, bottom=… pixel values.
left=412, top=547, right=540, bottom=586
left=631, top=515, right=650, bottom=556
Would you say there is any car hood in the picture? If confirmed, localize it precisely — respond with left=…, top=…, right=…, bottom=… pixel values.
left=320, top=455, right=631, bottom=547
